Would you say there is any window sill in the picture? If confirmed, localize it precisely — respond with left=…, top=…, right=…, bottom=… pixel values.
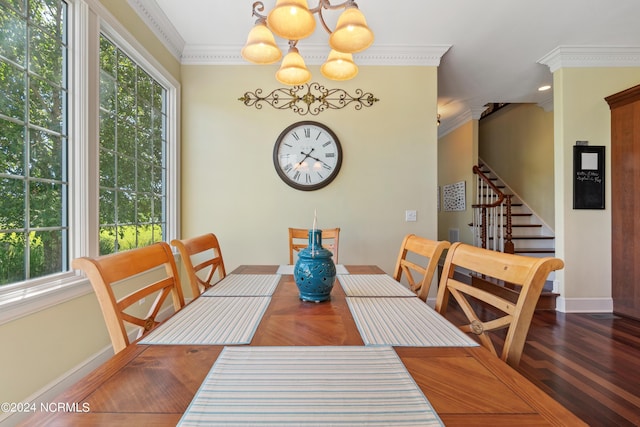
left=0, top=274, right=93, bottom=326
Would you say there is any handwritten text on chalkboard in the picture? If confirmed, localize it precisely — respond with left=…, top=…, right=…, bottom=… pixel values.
left=576, top=170, right=602, bottom=183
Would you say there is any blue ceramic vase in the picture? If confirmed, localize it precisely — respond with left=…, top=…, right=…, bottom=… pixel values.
left=293, top=229, right=336, bottom=302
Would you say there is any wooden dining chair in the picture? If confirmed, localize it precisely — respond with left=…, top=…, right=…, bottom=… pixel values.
left=171, top=233, right=226, bottom=298
left=392, top=234, right=451, bottom=301
left=288, top=227, right=340, bottom=264
left=72, top=242, right=185, bottom=354
left=435, top=242, right=564, bottom=368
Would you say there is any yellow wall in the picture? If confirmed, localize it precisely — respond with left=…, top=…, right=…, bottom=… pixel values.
left=437, top=120, right=477, bottom=247
left=0, top=293, right=108, bottom=405
left=554, top=67, right=640, bottom=307
left=180, top=65, right=439, bottom=275
left=479, top=104, right=555, bottom=228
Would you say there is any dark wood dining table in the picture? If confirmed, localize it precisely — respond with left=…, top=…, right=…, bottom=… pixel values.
left=22, top=265, right=585, bottom=426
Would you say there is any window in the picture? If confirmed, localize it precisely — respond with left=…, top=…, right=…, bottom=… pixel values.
left=0, top=0, right=179, bottom=322
left=98, top=35, right=167, bottom=255
left=0, top=0, right=68, bottom=285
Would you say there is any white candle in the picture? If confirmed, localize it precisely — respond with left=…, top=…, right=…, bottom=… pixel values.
left=311, top=209, right=317, bottom=254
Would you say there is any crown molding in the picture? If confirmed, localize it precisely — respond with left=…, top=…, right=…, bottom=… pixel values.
left=438, top=108, right=474, bottom=138
left=537, top=92, right=554, bottom=112
left=538, top=45, right=640, bottom=73
left=127, top=0, right=185, bottom=61
left=182, top=44, right=451, bottom=66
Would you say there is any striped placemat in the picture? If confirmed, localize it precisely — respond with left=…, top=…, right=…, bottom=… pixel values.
left=347, top=297, right=479, bottom=347
left=276, top=264, right=349, bottom=275
left=338, top=274, right=416, bottom=297
left=201, top=274, right=280, bottom=296
left=139, top=296, right=270, bottom=345
left=178, top=346, right=443, bottom=426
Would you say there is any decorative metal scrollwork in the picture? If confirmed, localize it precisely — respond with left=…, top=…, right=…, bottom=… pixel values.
left=238, top=82, right=379, bottom=116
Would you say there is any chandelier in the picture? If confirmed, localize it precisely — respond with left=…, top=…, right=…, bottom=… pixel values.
left=241, top=0, right=374, bottom=85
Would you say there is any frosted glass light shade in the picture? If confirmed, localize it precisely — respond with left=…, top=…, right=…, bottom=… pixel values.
left=267, top=0, right=316, bottom=40
left=276, top=47, right=311, bottom=85
left=241, top=23, right=282, bottom=64
left=321, top=50, right=358, bottom=81
left=329, top=7, right=374, bottom=53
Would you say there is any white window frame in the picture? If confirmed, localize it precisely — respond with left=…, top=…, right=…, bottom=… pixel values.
left=0, top=0, right=181, bottom=325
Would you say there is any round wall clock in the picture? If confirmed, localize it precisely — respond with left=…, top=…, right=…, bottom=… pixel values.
left=272, top=121, right=343, bottom=191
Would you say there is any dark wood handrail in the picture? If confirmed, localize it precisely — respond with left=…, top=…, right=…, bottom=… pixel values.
left=472, top=165, right=514, bottom=253
left=472, top=165, right=504, bottom=208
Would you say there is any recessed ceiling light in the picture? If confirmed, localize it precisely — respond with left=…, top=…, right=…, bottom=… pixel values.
left=538, top=85, right=551, bottom=91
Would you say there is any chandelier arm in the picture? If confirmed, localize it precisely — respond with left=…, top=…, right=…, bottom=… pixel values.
left=319, top=0, right=359, bottom=11
left=312, top=0, right=360, bottom=34
left=251, top=1, right=267, bottom=21
left=316, top=5, right=333, bottom=35
left=307, top=0, right=325, bottom=14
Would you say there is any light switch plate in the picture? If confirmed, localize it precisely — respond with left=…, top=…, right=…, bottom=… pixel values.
left=405, top=210, right=417, bottom=222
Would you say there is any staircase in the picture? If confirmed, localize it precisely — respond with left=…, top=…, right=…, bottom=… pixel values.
left=471, top=162, right=558, bottom=310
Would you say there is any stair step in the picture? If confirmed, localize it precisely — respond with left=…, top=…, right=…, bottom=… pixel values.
left=468, top=213, right=535, bottom=220
left=511, top=235, right=555, bottom=240
left=469, top=223, right=543, bottom=228
left=479, top=193, right=514, bottom=198
left=515, top=247, right=556, bottom=254
left=472, top=203, right=523, bottom=208
left=488, top=235, right=554, bottom=241
left=537, top=292, right=559, bottom=311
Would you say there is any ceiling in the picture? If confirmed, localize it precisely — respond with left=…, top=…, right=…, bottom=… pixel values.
left=131, top=0, right=640, bottom=133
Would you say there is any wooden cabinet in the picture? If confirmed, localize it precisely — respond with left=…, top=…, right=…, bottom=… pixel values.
left=606, top=84, right=640, bottom=320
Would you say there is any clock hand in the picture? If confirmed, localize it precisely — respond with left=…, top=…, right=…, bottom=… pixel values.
left=307, top=153, right=331, bottom=168
left=296, top=149, right=315, bottom=167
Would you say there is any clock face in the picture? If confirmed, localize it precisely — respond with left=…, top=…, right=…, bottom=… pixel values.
left=273, top=121, right=342, bottom=191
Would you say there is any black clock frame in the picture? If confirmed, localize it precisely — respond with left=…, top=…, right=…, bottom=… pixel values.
left=272, top=121, right=343, bottom=191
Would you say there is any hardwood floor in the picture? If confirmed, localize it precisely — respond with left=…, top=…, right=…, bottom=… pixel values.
left=515, top=311, right=640, bottom=427
left=455, top=309, right=640, bottom=426
left=440, top=275, right=640, bottom=425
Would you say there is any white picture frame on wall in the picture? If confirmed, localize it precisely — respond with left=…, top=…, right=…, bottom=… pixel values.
left=442, top=181, right=466, bottom=212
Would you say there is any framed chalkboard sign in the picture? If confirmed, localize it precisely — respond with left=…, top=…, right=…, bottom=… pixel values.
left=573, top=145, right=605, bottom=209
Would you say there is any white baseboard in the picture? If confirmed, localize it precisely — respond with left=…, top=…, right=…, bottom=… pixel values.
left=555, top=296, right=613, bottom=313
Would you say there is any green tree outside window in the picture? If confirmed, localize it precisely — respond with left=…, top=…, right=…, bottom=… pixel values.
left=0, top=0, right=68, bottom=285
